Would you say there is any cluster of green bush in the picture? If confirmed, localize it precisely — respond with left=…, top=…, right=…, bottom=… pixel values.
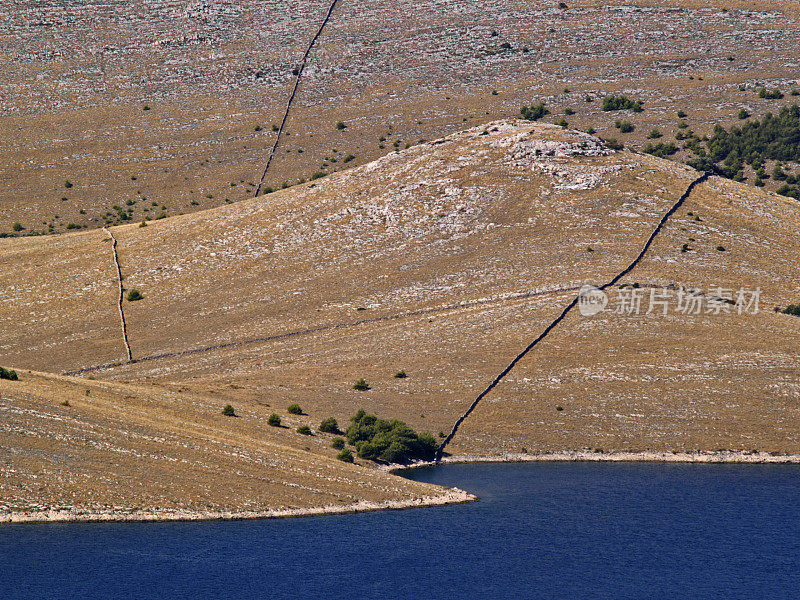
left=782, top=304, right=800, bottom=316
left=602, top=95, right=643, bottom=112
left=520, top=102, right=549, bottom=121
left=643, top=142, right=679, bottom=158
left=345, top=409, right=437, bottom=463
left=759, top=88, right=784, bottom=100
left=0, top=366, right=19, bottom=381
left=685, top=104, right=800, bottom=196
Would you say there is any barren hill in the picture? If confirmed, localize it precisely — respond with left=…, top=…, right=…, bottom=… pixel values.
left=3, top=121, right=800, bottom=521
left=3, top=0, right=800, bottom=233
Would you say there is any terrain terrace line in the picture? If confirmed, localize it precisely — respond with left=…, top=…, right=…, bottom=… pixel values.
left=435, top=172, right=711, bottom=460
left=63, top=283, right=584, bottom=376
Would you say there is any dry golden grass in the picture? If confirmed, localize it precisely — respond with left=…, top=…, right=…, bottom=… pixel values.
left=0, top=370, right=456, bottom=521
left=3, top=120, right=800, bottom=519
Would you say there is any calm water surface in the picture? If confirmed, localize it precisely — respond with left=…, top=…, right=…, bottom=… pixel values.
left=2, top=462, right=799, bottom=599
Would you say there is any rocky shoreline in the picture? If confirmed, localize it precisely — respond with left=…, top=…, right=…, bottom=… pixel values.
left=0, top=488, right=477, bottom=524
left=6, top=450, right=800, bottom=524
left=406, top=449, right=800, bottom=469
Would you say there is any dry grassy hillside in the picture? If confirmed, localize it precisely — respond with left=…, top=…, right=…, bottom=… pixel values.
left=2, top=0, right=800, bottom=233
left=0, top=371, right=463, bottom=521
left=2, top=120, right=800, bottom=520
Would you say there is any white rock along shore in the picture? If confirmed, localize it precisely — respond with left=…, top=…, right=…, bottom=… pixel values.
left=400, top=449, right=800, bottom=469
left=7, top=449, right=800, bottom=524
left=0, top=488, right=476, bottom=524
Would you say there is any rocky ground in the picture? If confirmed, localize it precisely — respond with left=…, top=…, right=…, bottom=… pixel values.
left=2, top=0, right=799, bottom=233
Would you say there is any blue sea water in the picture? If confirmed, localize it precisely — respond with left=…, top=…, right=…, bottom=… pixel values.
left=2, top=462, right=799, bottom=599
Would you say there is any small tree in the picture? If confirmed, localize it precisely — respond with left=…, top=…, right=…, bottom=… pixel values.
left=353, top=378, right=370, bottom=391
left=0, top=367, right=19, bottom=381
left=127, top=289, right=143, bottom=302
left=287, top=403, right=303, bottom=415
left=337, top=448, right=354, bottom=462
left=520, top=102, right=549, bottom=121
left=782, top=304, right=800, bottom=316
left=221, top=404, right=236, bottom=417
left=297, top=425, right=312, bottom=435
left=331, top=437, right=346, bottom=450
left=268, top=413, right=282, bottom=427
left=319, top=417, right=340, bottom=433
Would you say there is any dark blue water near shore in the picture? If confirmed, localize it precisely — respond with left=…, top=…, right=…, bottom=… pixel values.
left=3, top=462, right=800, bottom=599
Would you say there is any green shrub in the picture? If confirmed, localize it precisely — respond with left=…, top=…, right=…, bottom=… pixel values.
left=602, top=137, right=624, bottom=150
left=782, top=304, right=800, bottom=316
left=343, top=154, right=355, bottom=163
left=336, top=121, right=347, bottom=130
left=297, top=425, right=312, bottom=435
left=319, top=417, right=340, bottom=434
left=221, top=404, right=236, bottom=416
left=564, top=107, right=575, bottom=115
left=310, top=171, right=326, bottom=180
left=759, top=88, right=783, bottom=100
left=615, top=120, right=634, bottom=133
left=777, top=184, right=800, bottom=199
left=353, top=378, right=370, bottom=391
left=61, top=400, right=70, bottom=407
left=287, top=403, right=303, bottom=415
left=647, top=128, right=662, bottom=139
left=12, top=222, right=23, bottom=232
left=337, top=448, right=354, bottom=462
left=716, top=245, right=726, bottom=251
left=126, top=289, right=143, bottom=302
left=64, top=180, right=73, bottom=188
left=520, top=102, right=549, bottom=121
left=738, top=108, right=750, bottom=119
left=394, top=370, right=407, bottom=379
left=602, top=95, right=643, bottom=112
left=345, top=409, right=438, bottom=463
left=268, top=413, right=281, bottom=426
left=643, top=142, right=678, bottom=158
left=331, top=437, right=346, bottom=450
left=0, top=367, right=19, bottom=381
left=677, top=109, right=687, bottom=118
left=556, top=118, right=568, bottom=128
